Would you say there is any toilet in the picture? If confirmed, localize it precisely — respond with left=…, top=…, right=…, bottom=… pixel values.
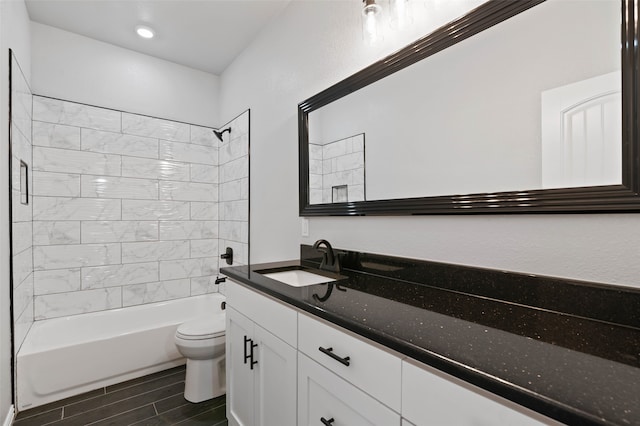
left=174, top=314, right=226, bottom=403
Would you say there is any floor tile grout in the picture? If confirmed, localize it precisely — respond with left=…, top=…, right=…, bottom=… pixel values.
left=61, top=381, right=185, bottom=421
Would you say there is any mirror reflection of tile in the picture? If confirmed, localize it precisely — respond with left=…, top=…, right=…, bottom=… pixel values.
left=309, top=133, right=365, bottom=204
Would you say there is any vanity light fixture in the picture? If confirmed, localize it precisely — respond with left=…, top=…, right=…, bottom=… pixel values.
left=362, top=0, right=383, bottom=45
left=136, top=25, right=155, bottom=39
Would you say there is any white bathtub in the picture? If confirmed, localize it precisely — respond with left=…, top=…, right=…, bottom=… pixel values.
left=17, top=293, right=226, bottom=411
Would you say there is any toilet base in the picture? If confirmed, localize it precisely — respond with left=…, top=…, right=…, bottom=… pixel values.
left=184, top=355, right=226, bottom=403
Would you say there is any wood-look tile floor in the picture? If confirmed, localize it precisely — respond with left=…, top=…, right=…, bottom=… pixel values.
left=13, top=365, right=227, bottom=426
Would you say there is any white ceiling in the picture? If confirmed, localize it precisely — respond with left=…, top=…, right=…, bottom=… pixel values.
left=25, top=0, right=291, bottom=75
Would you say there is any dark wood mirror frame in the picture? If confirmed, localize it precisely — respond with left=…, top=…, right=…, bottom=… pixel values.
left=298, top=0, right=639, bottom=216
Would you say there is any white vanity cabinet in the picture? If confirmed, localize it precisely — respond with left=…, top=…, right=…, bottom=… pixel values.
left=226, top=283, right=298, bottom=426
left=226, top=279, right=556, bottom=426
left=402, top=359, right=556, bottom=426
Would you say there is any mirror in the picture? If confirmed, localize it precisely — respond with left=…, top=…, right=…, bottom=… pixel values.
left=299, top=0, right=640, bottom=215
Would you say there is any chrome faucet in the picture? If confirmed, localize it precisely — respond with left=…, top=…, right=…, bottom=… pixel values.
left=313, top=239, right=341, bottom=273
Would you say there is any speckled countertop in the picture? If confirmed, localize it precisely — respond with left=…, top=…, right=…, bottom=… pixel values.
left=221, top=245, right=640, bottom=426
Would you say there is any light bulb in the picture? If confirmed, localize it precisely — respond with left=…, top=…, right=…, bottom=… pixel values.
left=362, top=0, right=383, bottom=45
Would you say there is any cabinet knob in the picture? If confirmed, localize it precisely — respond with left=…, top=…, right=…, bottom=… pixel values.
left=320, top=417, right=335, bottom=426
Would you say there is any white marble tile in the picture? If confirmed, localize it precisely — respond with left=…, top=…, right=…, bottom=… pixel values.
left=219, top=134, right=249, bottom=165
left=190, top=276, right=220, bottom=296
left=121, top=240, right=190, bottom=263
left=33, top=121, right=81, bottom=149
left=33, top=171, right=81, bottom=197
left=159, top=181, right=216, bottom=202
left=13, top=299, right=34, bottom=355
left=336, top=152, right=365, bottom=172
left=353, top=133, right=365, bottom=151
left=12, top=221, right=32, bottom=254
left=33, top=96, right=121, bottom=132
left=33, top=221, right=81, bottom=245
left=309, top=144, right=323, bottom=161
left=159, top=221, right=217, bottom=240
left=13, top=249, right=33, bottom=288
left=229, top=111, right=249, bottom=138
left=220, top=200, right=249, bottom=221
left=122, top=113, right=189, bottom=142
left=81, top=221, right=158, bottom=244
left=190, top=239, right=219, bottom=259
left=309, top=189, right=323, bottom=204
left=190, top=164, right=218, bottom=184
left=220, top=178, right=248, bottom=202
left=349, top=184, right=365, bottom=202
left=34, top=268, right=82, bottom=295
left=220, top=156, right=248, bottom=182
left=12, top=189, right=32, bottom=223
left=323, top=139, right=350, bottom=159
left=190, top=202, right=218, bottom=221
left=122, top=200, right=190, bottom=220
left=219, top=241, right=249, bottom=265
left=13, top=274, right=33, bottom=321
left=309, top=173, right=323, bottom=190
left=322, top=159, right=333, bottom=175
left=34, top=147, right=121, bottom=177
left=35, top=287, right=122, bottom=320
left=34, top=243, right=121, bottom=270
left=159, top=257, right=217, bottom=280
left=309, top=159, right=323, bottom=175
left=159, top=140, right=217, bottom=165
left=81, top=129, right=159, bottom=159
left=122, top=279, right=190, bottom=307
left=81, top=175, right=158, bottom=200
left=82, top=262, right=159, bottom=288
left=219, top=221, right=249, bottom=244
left=190, top=125, right=217, bottom=146
left=34, top=197, right=121, bottom=221
left=121, top=157, right=190, bottom=181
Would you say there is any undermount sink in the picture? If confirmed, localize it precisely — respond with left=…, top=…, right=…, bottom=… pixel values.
left=258, top=267, right=337, bottom=287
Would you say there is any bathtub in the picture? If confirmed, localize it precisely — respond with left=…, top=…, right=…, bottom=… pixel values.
left=17, top=293, right=226, bottom=411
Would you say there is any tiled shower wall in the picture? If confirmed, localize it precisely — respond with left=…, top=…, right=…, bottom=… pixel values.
left=309, top=133, right=365, bottom=204
left=30, top=96, right=233, bottom=320
left=218, top=111, right=250, bottom=282
left=11, top=53, right=34, bottom=354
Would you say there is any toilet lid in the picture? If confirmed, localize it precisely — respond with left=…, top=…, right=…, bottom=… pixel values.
left=177, top=315, right=225, bottom=340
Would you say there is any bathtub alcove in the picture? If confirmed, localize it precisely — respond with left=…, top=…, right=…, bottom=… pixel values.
left=17, top=293, right=226, bottom=411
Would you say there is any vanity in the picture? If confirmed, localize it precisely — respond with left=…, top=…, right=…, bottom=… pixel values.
left=222, top=245, right=640, bottom=426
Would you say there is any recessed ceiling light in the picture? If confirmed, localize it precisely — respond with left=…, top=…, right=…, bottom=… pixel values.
left=136, top=26, right=155, bottom=39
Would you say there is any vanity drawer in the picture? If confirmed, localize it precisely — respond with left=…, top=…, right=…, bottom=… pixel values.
left=298, top=353, right=400, bottom=426
left=227, top=279, right=297, bottom=347
left=402, top=359, right=556, bottom=426
left=298, top=313, right=402, bottom=412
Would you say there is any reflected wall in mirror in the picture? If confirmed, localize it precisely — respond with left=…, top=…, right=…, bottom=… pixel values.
left=309, top=133, right=366, bottom=204
left=299, top=0, right=640, bottom=215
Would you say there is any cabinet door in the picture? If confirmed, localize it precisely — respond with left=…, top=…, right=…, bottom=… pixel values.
left=298, top=353, right=401, bottom=426
left=226, top=308, right=255, bottom=426
left=253, top=324, right=297, bottom=426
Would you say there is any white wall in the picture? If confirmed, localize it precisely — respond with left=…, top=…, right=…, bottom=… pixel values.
left=1, top=0, right=31, bottom=420
left=221, top=0, right=640, bottom=290
left=31, top=22, right=220, bottom=128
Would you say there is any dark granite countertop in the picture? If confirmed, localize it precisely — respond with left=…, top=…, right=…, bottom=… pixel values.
left=221, top=246, right=640, bottom=426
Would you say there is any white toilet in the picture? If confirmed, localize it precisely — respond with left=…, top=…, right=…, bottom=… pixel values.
left=174, top=314, right=226, bottom=403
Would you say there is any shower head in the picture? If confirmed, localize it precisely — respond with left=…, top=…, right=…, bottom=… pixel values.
left=213, top=127, right=231, bottom=142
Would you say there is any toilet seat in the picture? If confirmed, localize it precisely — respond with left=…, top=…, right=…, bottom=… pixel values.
left=176, top=316, right=225, bottom=340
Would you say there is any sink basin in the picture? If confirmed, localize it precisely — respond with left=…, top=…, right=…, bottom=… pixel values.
left=260, top=268, right=336, bottom=287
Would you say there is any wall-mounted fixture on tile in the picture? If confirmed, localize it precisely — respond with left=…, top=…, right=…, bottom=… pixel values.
left=20, top=160, right=29, bottom=205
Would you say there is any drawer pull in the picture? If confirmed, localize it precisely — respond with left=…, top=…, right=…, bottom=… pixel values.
left=320, top=417, right=335, bottom=425
left=243, top=336, right=251, bottom=365
left=319, top=346, right=350, bottom=366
